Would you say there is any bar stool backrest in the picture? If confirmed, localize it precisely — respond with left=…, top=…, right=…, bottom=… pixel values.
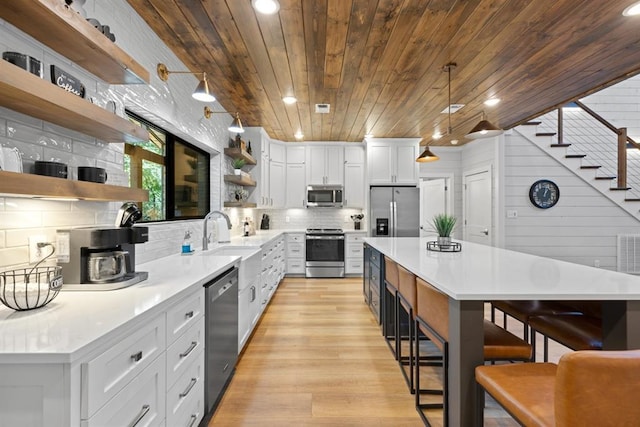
left=555, top=349, right=640, bottom=426
left=398, top=265, right=417, bottom=312
left=416, top=277, right=449, bottom=351
left=384, top=256, right=399, bottom=289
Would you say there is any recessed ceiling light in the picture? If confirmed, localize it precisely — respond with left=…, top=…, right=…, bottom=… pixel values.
left=432, top=132, right=443, bottom=140
left=294, top=131, right=304, bottom=139
left=283, top=96, right=297, bottom=104
left=450, top=139, right=459, bottom=145
left=252, top=0, right=280, bottom=14
left=484, top=98, right=501, bottom=107
left=623, top=1, right=640, bottom=16
left=364, top=133, right=374, bottom=139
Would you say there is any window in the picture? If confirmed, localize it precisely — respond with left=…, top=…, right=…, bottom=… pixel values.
left=125, top=111, right=210, bottom=221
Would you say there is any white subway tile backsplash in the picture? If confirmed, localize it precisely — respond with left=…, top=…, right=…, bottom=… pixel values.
left=8, top=121, right=73, bottom=151
left=5, top=228, right=55, bottom=248
left=0, top=231, right=5, bottom=248
left=0, top=211, right=42, bottom=229
left=0, top=247, right=28, bottom=267
left=4, top=198, right=71, bottom=212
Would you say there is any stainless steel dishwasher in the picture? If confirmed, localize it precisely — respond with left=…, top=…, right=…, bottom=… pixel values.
left=203, top=266, right=239, bottom=418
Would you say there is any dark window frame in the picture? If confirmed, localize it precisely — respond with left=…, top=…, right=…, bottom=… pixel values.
left=126, top=110, right=210, bottom=222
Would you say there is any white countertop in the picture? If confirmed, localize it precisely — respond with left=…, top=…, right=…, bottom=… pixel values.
left=365, top=237, right=640, bottom=300
left=0, top=231, right=290, bottom=364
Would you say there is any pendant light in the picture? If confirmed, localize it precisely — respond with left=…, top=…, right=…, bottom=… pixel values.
left=157, top=63, right=216, bottom=103
left=416, top=146, right=439, bottom=162
left=416, top=62, right=456, bottom=163
left=466, top=112, right=503, bottom=139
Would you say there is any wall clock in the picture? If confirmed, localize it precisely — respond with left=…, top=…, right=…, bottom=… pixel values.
left=529, top=179, right=559, bottom=209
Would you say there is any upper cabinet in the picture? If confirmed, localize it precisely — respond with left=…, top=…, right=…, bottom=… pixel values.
left=367, top=139, right=420, bottom=185
left=344, top=145, right=365, bottom=208
left=1, top=0, right=149, bottom=84
left=285, top=145, right=306, bottom=208
left=306, top=145, right=344, bottom=186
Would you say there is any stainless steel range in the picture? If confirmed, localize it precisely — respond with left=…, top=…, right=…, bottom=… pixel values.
left=305, top=228, right=345, bottom=278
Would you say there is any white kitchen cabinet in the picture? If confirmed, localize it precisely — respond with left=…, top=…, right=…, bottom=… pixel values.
left=344, top=145, right=365, bottom=208
left=269, top=160, right=286, bottom=208
left=286, top=163, right=306, bottom=208
left=286, top=233, right=305, bottom=275
left=367, top=139, right=420, bottom=185
left=166, top=351, right=204, bottom=427
left=286, top=145, right=306, bottom=208
left=345, top=232, right=366, bottom=274
left=244, top=127, right=271, bottom=207
left=306, top=145, right=344, bottom=185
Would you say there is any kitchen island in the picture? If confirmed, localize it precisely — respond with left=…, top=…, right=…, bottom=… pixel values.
left=364, top=237, right=640, bottom=427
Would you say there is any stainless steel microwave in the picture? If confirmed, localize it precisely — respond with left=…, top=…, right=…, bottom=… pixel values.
left=306, top=185, right=343, bottom=208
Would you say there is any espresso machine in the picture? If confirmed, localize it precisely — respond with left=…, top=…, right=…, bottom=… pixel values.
left=57, top=226, right=149, bottom=290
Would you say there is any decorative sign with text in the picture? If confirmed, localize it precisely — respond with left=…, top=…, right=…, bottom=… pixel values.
left=50, top=65, right=85, bottom=98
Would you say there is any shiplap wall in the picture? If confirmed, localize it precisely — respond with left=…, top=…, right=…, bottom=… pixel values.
left=0, top=0, right=232, bottom=269
left=504, top=130, right=640, bottom=270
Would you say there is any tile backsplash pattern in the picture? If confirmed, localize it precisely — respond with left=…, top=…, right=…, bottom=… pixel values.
left=0, top=1, right=230, bottom=270
left=257, top=208, right=366, bottom=231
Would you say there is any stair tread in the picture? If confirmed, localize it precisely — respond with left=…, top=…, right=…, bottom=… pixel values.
left=522, top=121, right=541, bottom=126
left=550, top=143, right=571, bottom=147
left=580, top=165, right=601, bottom=169
left=536, top=132, right=556, bottom=136
left=566, top=154, right=587, bottom=158
left=611, top=187, right=631, bottom=191
left=595, top=176, right=616, bottom=180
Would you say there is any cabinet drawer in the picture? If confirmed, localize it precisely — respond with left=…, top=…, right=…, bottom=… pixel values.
left=346, top=258, right=363, bottom=274
left=167, top=350, right=204, bottom=427
left=369, top=248, right=381, bottom=268
left=286, top=233, right=304, bottom=243
left=286, top=242, right=304, bottom=257
left=346, top=243, right=363, bottom=258
left=81, top=314, right=166, bottom=419
left=166, top=290, right=204, bottom=346
left=166, top=317, right=204, bottom=389
left=346, top=234, right=365, bottom=243
left=286, top=259, right=305, bottom=274
left=82, top=353, right=166, bottom=427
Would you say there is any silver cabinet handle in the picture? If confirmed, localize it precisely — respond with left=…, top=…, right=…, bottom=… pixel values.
left=185, top=310, right=194, bottom=319
left=250, top=285, right=256, bottom=302
left=130, top=351, right=142, bottom=362
left=179, top=377, right=197, bottom=398
left=129, top=404, right=150, bottom=427
left=187, top=414, right=198, bottom=427
left=179, top=341, right=198, bottom=358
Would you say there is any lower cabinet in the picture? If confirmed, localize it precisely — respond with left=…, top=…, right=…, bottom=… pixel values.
left=286, top=232, right=305, bottom=275
left=345, top=232, right=365, bottom=274
left=0, top=288, right=206, bottom=427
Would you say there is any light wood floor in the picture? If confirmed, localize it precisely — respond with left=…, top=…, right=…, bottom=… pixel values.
left=209, top=277, right=569, bottom=426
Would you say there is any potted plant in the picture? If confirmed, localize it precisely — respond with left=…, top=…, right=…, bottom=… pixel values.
left=350, top=213, right=364, bottom=230
left=431, top=213, right=456, bottom=247
left=232, top=158, right=245, bottom=175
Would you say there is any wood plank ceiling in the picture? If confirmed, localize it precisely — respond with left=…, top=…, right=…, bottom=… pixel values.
left=127, top=0, right=640, bottom=146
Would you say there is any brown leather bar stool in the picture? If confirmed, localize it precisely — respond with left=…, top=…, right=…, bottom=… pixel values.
left=490, top=300, right=581, bottom=343
left=415, top=278, right=533, bottom=426
left=529, top=301, right=602, bottom=362
left=383, top=256, right=400, bottom=359
left=476, top=350, right=640, bottom=426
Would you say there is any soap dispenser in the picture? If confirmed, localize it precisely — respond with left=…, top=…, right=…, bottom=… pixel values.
left=182, top=230, right=193, bottom=254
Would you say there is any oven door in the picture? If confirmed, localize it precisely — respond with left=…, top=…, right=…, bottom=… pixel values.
left=305, top=235, right=345, bottom=277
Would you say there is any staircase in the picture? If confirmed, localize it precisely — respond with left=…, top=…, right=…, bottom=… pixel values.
left=515, top=106, right=640, bottom=220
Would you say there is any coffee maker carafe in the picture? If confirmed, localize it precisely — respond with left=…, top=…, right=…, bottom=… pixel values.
left=57, top=226, right=149, bottom=290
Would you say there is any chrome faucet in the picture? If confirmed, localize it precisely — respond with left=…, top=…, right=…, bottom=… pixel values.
left=203, top=210, right=232, bottom=250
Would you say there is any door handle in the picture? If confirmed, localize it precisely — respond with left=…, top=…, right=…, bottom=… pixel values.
left=482, top=229, right=489, bottom=235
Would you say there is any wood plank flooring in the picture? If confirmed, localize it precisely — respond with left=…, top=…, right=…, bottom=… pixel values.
left=209, top=277, right=569, bottom=426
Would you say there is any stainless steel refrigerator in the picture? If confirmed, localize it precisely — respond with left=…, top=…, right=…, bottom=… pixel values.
left=370, top=186, right=420, bottom=237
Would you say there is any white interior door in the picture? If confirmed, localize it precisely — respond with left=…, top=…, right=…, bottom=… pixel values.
left=419, top=178, right=447, bottom=237
left=464, top=169, right=492, bottom=245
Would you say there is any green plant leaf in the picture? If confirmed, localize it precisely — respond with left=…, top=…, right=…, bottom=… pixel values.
left=430, top=213, right=456, bottom=237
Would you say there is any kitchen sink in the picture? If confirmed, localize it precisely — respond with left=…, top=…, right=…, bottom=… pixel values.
left=208, top=246, right=261, bottom=291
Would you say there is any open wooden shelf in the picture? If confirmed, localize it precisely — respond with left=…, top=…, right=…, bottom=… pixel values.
left=224, top=175, right=256, bottom=187
left=1, top=0, right=149, bottom=84
left=0, top=61, right=149, bottom=142
left=223, top=148, right=257, bottom=165
left=0, top=170, right=148, bottom=201
left=224, top=202, right=257, bottom=208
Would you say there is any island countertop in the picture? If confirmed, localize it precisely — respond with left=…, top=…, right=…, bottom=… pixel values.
left=364, top=237, right=640, bottom=300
